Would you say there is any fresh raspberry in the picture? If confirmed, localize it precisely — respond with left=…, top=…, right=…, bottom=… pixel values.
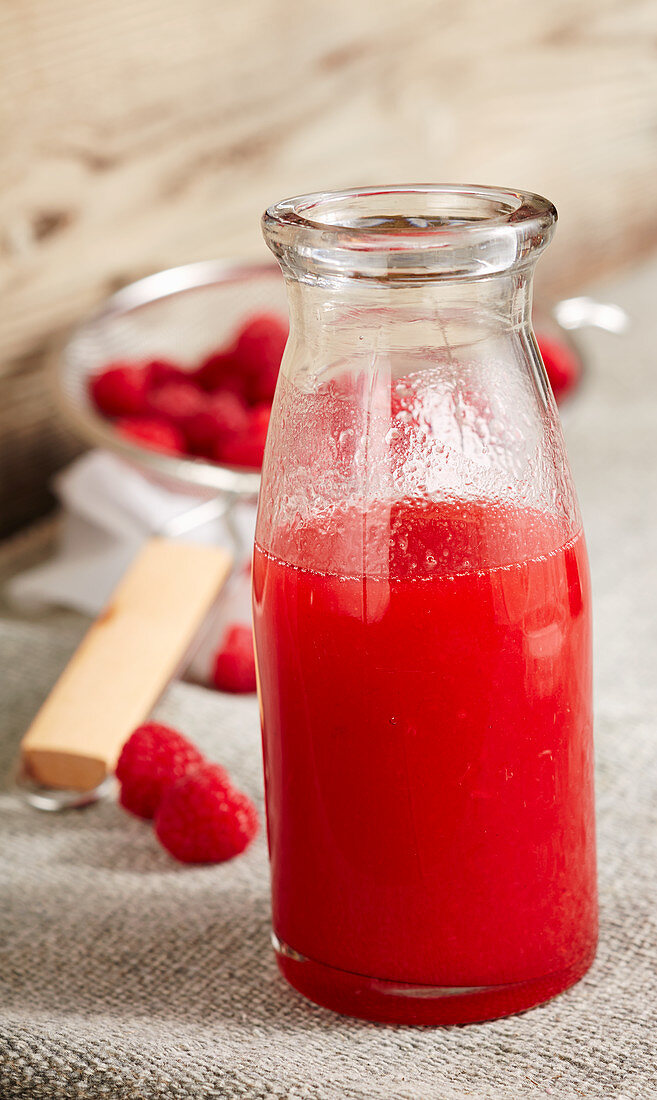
left=115, top=415, right=186, bottom=455
left=185, top=391, right=250, bottom=458
left=154, top=763, right=259, bottom=863
left=216, top=404, right=270, bottom=469
left=145, top=358, right=187, bottom=389
left=215, top=433, right=257, bottom=468
left=115, top=722, right=206, bottom=819
left=251, top=403, right=272, bottom=435
left=90, top=363, right=149, bottom=417
left=211, top=624, right=257, bottom=693
left=234, top=313, right=288, bottom=404
left=195, top=349, right=246, bottom=396
left=536, top=333, right=581, bottom=403
left=147, top=380, right=206, bottom=428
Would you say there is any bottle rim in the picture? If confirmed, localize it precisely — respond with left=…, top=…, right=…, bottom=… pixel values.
left=262, top=184, right=557, bottom=283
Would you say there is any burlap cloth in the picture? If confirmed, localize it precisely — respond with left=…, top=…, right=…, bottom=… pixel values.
left=1, top=261, right=656, bottom=1099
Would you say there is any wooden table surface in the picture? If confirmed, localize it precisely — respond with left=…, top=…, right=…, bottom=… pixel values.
left=1, top=0, right=657, bottom=535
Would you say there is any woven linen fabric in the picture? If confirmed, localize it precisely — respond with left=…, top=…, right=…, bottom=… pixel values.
left=1, top=261, right=657, bottom=1099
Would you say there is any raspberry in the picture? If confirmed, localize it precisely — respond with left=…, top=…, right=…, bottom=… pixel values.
left=211, top=624, right=257, bottom=693
left=147, top=380, right=206, bottom=428
left=154, top=763, right=259, bottom=863
left=234, top=313, right=288, bottom=404
left=115, top=722, right=206, bottom=819
left=251, top=403, right=272, bottom=435
left=145, top=358, right=187, bottom=389
left=90, top=363, right=149, bottom=417
left=536, top=333, right=581, bottom=403
left=195, top=349, right=245, bottom=396
left=116, top=415, right=186, bottom=455
left=216, top=404, right=270, bottom=469
left=185, top=391, right=250, bottom=458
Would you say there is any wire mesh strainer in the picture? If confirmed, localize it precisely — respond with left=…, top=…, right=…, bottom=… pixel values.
left=58, top=259, right=288, bottom=500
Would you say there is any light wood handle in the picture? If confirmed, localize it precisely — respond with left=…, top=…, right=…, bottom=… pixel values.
left=21, top=538, right=232, bottom=791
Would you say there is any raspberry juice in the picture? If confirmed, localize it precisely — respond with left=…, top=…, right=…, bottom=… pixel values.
left=253, top=496, right=597, bottom=1024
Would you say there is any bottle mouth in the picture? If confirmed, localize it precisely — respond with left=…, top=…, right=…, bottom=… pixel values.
left=263, top=184, right=556, bottom=283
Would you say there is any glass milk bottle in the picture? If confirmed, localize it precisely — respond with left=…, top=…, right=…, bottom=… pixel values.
left=253, top=186, right=597, bottom=1025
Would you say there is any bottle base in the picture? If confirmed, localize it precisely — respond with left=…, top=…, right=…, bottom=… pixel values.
left=274, top=935, right=596, bottom=1025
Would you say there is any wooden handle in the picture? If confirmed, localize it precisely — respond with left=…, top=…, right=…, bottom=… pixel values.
left=21, top=538, right=232, bottom=791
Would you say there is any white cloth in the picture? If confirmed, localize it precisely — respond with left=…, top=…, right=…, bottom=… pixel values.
left=6, top=451, right=256, bottom=681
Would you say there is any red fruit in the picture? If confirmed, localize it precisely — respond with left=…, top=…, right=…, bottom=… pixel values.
left=90, top=363, right=149, bottom=417
left=536, top=333, right=581, bottom=403
left=251, top=403, right=272, bottom=434
left=234, top=313, right=288, bottom=404
left=216, top=404, right=271, bottom=469
left=211, top=623, right=257, bottom=693
left=147, top=380, right=206, bottom=429
left=115, top=722, right=206, bottom=819
left=145, top=358, right=187, bottom=389
left=216, top=434, right=261, bottom=469
left=185, top=391, right=250, bottom=458
left=116, top=415, right=186, bottom=455
left=154, top=763, right=259, bottom=863
left=195, top=349, right=245, bottom=396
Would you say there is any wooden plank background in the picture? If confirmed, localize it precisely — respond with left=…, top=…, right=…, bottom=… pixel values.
left=1, top=0, right=657, bottom=535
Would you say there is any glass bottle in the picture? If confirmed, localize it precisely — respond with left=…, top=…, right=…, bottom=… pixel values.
left=253, top=185, right=597, bottom=1025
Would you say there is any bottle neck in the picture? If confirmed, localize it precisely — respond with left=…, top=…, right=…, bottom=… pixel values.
left=283, top=270, right=534, bottom=361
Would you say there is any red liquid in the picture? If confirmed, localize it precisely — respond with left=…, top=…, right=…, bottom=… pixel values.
left=253, top=499, right=597, bottom=1024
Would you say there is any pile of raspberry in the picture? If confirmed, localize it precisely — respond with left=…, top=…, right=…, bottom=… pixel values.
left=115, top=722, right=258, bottom=864
left=89, top=312, right=288, bottom=470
